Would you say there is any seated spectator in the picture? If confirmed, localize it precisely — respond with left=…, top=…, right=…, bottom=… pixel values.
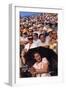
left=39, top=34, right=49, bottom=48
left=33, top=33, right=41, bottom=47
left=27, top=27, right=33, bottom=35
left=29, top=52, right=50, bottom=77
left=49, top=38, right=57, bottom=53
left=20, top=33, right=28, bottom=46
left=24, top=35, right=38, bottom=51
left=45, top=28, right=53, bottom=46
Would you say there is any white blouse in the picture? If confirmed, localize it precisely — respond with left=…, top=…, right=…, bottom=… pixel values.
left=33, top=57, right=50, bottom=77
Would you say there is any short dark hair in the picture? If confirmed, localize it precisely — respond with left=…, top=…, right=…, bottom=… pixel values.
left=33, top=51, right=41, bottom=58
left=39, top=34, right=45, bottom=39
left=33, top=33, right=38, bottom=37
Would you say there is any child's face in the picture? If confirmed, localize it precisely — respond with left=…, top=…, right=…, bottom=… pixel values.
left=34, top=53, right=41, bottom=62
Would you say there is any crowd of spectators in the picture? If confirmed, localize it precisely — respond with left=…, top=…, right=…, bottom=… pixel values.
left=19, top=13, right=58, bottom=77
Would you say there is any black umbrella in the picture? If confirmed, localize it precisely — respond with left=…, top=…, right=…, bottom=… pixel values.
left=26, top=46, right=58, bottom=76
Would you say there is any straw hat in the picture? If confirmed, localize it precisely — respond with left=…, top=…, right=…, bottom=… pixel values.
left=22, top=29, right=27, bottom=33
left=43, top=26, right=48, bottom=31
left=47, top=28, right=53, bottom=33
left=29, top=27, right=33, bottom=30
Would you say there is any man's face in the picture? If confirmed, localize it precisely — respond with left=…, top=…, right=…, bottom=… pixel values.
left=40, top=35, right=45, bottom=42
left=33, top=34, right=38, bottom=40
left=34, top=53, right=41, bottom=62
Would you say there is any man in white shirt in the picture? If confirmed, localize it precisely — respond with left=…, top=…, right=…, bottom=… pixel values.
left=25, top=35, right=38, bottom=51
left=39, top=34, right=49, bottom=48
left=21, top=35, right=38, bottom=65
left=33, top=33, right=41, bottom=47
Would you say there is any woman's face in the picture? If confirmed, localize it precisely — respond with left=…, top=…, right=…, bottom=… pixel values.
left=34, top=53, right=41, bottom=62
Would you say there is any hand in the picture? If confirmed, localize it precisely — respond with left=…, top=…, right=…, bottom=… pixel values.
left=28, top=67, right=36, bottom=76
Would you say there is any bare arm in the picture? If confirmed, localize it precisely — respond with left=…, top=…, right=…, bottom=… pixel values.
left=35, top=58, right=49, bottom=74
left=21, top=49, right=27, bottom=64
left=35, top=63, right=49, bottom=74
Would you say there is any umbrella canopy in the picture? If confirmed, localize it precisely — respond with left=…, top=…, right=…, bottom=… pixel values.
left=26, top=46, right=58, bottom=76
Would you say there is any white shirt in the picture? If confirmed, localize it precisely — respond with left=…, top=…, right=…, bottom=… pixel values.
left=25, top=42, right=38, bottom=51
left=39, top=41, right=49, bottom=47
left=45, top=36, right=51, bottom=45
left=33, top=39, right=41, bottom=47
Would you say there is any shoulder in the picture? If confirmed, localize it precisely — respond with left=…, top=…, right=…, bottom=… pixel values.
left=33, top=62, right=37, bottom=68
left=25, top=43, right=29, bottom=47
left=25, top=43, right=29, bottom=49
left=32, top=43, right=38, bottom=47
left=42, top=57, right=49, bottom=64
